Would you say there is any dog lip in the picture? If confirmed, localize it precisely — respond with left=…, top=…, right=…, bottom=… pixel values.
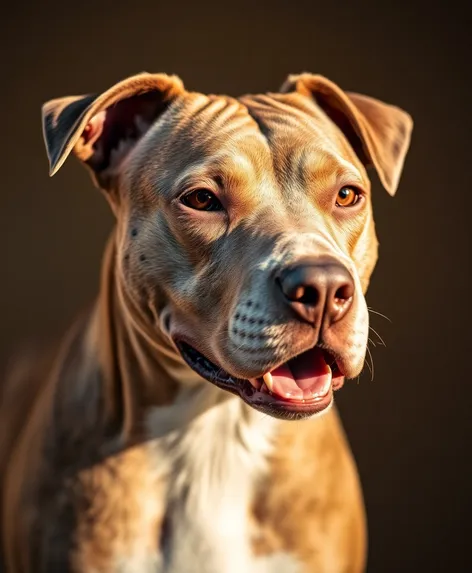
left=241, top=382, right=334, bottom=418
left=174, top=339, right=248, bottom=386
left=174, top=339, right=345, bottom=419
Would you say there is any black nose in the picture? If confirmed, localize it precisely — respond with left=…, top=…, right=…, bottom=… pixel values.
left=277, top=257, right=355, bottom=325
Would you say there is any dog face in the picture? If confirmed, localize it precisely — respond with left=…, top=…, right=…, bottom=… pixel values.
left=42, top=73, right=412, bottom=419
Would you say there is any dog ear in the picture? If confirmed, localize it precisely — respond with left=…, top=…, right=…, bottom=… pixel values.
left=280, top=73, right=413, bottom=196
left=42, top=73, right=184, bottom=191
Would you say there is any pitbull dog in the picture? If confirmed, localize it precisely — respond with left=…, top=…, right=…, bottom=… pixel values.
left=0, top=72, right=412, bottom=572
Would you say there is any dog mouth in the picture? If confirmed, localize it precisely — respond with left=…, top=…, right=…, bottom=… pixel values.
left=175, top=340, right=345, bottom=420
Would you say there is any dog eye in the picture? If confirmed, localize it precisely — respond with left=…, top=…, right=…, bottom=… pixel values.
left=181, top=189, right=223, bottom=211
left=336, top=186, right=362, bottom=208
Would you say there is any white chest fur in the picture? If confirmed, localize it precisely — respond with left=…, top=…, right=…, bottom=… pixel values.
left=143, top=386, right=300, bottom=573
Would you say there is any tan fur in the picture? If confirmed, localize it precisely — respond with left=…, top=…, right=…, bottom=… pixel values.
left=0, top=72, right=412, bottom=572
left=72, top=446, right=166, bottom=573
left=251, top=411, right=366, bottom=573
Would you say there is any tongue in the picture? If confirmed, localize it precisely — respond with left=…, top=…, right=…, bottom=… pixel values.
left=263, top=347, right=332, bottom=401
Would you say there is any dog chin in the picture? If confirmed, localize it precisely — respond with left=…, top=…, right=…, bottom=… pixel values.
left=174, top=339, right=348, bottom=420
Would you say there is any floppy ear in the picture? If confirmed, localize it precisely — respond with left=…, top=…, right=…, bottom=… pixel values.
left=41, top=72, right=185, bottom=192
left=280, top=73, right=413, bottom=196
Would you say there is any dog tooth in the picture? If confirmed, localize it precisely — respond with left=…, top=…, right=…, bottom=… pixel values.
left=262, top=372, right=274, bottom=392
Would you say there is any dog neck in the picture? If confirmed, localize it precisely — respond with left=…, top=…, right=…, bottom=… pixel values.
left=84, top=232, right=240, bottom=441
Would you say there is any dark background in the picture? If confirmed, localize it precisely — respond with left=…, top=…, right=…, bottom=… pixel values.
left=0, top=0, right=470, bottom=571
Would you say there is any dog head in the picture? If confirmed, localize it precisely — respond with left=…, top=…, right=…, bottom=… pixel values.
left=42, top=72, right=412, bottom=420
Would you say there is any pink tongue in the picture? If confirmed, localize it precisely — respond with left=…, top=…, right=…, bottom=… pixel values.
left=268, top=348, right=332, bottom=401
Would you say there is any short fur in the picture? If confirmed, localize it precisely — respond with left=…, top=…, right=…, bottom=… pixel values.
left=0, top=72, right=412, bottom=572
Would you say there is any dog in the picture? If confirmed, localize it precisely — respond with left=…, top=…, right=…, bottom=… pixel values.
left=0, top=71, right=412, bottom=572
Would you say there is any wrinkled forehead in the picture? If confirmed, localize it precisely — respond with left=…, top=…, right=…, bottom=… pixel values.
left=131, top=91, right=368, bottom=197
left=240, top=93, right=368, bottom=186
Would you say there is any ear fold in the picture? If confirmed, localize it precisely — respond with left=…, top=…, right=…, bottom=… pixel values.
left=280, top=73, right=413, bottom=196
left=41, top=73, right=185, bottom=190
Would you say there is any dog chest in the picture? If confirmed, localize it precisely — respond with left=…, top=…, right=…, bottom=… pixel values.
left=143, top=395, right=302, bottom=573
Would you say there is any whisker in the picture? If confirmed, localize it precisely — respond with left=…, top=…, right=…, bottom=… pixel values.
left=366, top=345, right=375, bottom=382
left=368, top=336, right=377, bottom=348
left=368, top=307, right=392, bottom=323
left=369, top=326, right=386, bottom=347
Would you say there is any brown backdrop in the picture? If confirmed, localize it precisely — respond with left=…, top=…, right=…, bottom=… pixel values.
left=1, top=0, right=470, bottom=571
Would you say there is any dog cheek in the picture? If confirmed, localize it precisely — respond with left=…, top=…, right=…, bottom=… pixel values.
left=350, top=216, right=379, bottom=293
left=344, top=298, right=370, bottom=376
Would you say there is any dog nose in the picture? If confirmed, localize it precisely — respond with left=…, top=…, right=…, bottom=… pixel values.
left=277, top=258, right=355, bottom=325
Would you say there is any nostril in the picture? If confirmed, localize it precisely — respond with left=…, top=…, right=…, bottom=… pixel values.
left=330, top=280, right=355, bottom=322
left=297, top=286, right=320, bottom=305
left=334, top=283, right=354, bottom=302
left=277, top=276, right=320, bottom=305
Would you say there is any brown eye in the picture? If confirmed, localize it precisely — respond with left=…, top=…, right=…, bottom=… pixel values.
left=336, top=186, right=361, bottom=208
left=181, top=189, right=223, bottom=211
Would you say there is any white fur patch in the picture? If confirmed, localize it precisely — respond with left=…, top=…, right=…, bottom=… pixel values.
left=142, top=385, right=296, bottom=573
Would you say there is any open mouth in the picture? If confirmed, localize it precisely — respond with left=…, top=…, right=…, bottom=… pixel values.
left=175, top=340, right=345, bottom=420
